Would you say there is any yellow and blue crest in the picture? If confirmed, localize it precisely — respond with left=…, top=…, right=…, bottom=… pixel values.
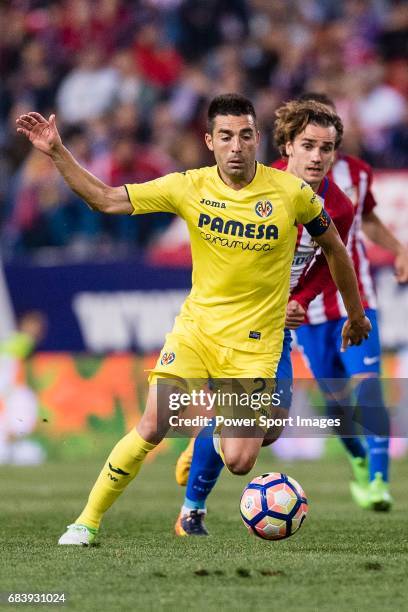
left=161, top=351, right=175, bottom=365
left=255, top=200, right=273, bottom=218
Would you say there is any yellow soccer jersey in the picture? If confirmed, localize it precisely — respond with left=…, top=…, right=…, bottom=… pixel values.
left=125, top=163, right=323, bottom=354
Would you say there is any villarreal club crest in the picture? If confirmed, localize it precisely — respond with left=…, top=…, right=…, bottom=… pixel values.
left=255, top=201, right=273, bottom=218
left=160, top=352, right=176, bottom=366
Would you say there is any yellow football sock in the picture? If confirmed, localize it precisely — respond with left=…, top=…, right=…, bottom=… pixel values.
left=75, top=429, right=156, bottom=530
left=212, top=430, right=226, bottom=465
left=183, top=437, right=196, bottom=458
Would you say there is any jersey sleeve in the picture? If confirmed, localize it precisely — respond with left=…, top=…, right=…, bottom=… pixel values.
left=333, top=195, right=354, bottom=243
left=125, top=172, right=188, bottom=216
left=295, top=183, right=325, bottom=228
left=291, top=189, right=354, bottom=309
left=362, top=166, right=377, bottom=215
left=290, top=253, right=332, bottom=310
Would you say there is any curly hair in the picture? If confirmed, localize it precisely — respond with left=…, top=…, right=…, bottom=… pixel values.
left=274, top=100, right=343, bottom=157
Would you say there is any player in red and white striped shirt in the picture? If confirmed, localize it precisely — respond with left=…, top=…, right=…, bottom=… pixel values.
left=297, top=153, right=377, bottom=323
left=272, top=152, right=379, bottom=321
left=281, top=93, right=408, bottom=511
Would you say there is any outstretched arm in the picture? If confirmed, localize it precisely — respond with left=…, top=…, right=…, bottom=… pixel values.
left=16, top=112, right=132, bottom=215
left=313, top=223, right=371, bottom=350
left=362, top=210, right=408, bottom=283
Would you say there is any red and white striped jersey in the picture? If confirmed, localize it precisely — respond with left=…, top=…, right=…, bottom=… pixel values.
left=289, top=176, right=353, bottom=300
left=273, top=155, right=378, bottom=323
left=271, top=161, right=354, bottom=316
left=305, top=154, right=377, bottom=323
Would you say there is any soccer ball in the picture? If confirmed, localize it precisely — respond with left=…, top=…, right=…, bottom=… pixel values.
left=240, top=472, right=308, bottom=540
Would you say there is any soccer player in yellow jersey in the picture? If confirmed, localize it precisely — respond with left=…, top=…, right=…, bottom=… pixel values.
left=16, top=94, right=371, bottom=544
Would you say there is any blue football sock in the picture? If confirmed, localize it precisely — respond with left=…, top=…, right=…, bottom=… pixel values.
left=340, top=435, right=367, bottom=460
left=184, top=421, right=224, bottom=511
left=325, top=396, right=367, bottom=459
left=354, top=377, right=390, bottom=482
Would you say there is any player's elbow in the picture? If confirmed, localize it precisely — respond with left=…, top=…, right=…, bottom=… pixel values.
left=82, top=186, right=114, bottom=214
left=103, top=186, right=132, bottom=215
left=320, top=234, right=345, bottom=260
left=320, top=241, right=336, bottom=259
left=98, top=186, right=121, bottom=214
left=81, top=186, right=125, bottom=215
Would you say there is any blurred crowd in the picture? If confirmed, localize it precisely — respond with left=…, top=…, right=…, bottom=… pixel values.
left=1, top=0, right=407, bottom=259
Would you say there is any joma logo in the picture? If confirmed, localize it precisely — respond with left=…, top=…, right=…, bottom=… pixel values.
left=200, top=198, right=227, bottom=209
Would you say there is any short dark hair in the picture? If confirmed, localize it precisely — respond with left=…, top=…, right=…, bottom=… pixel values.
left=297, top=92, right=336, bottom=110
left=207, top=93, right=256, bottom=132
left=274, top=99, right=343, bottom=156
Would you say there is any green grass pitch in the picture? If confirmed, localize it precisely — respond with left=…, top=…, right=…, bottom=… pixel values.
left=1, top=448, right=407, bottom=611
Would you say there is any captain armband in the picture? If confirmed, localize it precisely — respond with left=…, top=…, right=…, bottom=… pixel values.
left=304, top=209, right=332, bottom=237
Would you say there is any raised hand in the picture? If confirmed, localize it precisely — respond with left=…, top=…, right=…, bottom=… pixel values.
left=341, top=315, right=372, bottom=351
left=16, top=112, right=62, bottom=156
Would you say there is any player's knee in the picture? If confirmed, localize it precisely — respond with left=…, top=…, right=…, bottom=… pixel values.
left=224, top=451, right=256, bottom=475
left=137, top=413, right=164, bottom=445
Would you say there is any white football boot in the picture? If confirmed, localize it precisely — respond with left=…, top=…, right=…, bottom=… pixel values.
left=58, top=524, right=98, bottom=545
